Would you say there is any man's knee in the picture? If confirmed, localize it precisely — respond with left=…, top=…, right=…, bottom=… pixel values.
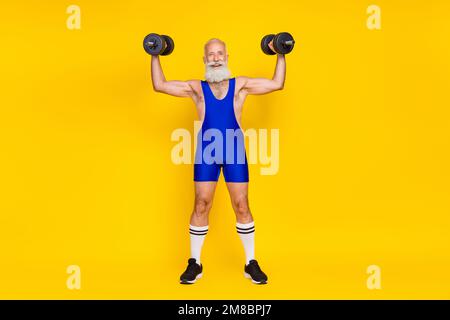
left=234, top=196, right=251, bottom=217
left=194, top=197, right=212, bottom=217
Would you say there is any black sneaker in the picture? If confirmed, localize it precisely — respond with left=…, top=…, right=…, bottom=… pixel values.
left=244, top=260, right=268, bottom=284
left=180, top=258, right=203, bottom=284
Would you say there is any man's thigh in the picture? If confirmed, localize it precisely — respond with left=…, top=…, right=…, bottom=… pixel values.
left=225, top=182, right=249, bottom=204
left=194, top=181, right=218, bottom=202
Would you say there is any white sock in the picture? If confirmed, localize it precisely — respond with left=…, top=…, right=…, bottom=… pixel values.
left=236, top=221, right=255, bottom=265
left=189, top=224, right=208, bottom=265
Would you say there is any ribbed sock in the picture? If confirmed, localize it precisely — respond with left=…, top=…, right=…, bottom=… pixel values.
left=189, top=224, right=208, bottom=264
left=236, top=221, right=255, bottom=265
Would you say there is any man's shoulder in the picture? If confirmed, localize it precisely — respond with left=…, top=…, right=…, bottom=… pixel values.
left=185, top=80, right=203, bottom=97
left=186, top=79, right=202, bottom=91
left=235, top=76, right=249, bottom=90
left=186, top=79, right=202, bottom=85
left=235, top=76, right=248, bottom=82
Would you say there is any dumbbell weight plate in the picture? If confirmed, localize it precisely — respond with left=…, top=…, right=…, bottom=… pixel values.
left=273, top=32, right=295, bottom=54
left=261, top=34, right=276, bottom=55
left=161, top=35, right=174, bottom=56
left=143, top=33, right=165, bottom=55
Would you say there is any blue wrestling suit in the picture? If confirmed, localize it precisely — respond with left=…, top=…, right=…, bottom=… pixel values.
left=194, top=77, right=249, bottom=182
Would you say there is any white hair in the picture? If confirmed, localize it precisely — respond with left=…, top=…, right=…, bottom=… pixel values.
left=204, top=38, right=227, bottom=55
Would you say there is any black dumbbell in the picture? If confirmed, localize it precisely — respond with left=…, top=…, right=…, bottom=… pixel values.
left=261, top=32, right=295, bottom=55
left=143, top=33, right=175, bottom=56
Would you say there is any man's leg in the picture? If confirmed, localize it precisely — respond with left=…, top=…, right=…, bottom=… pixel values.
left=226, top=182, right=254, bottom=262
left=226, top=182, right=268, bottom=284
left=180, top=181, right=217, bottom=284
left=190, top=181, right=217, bottom=263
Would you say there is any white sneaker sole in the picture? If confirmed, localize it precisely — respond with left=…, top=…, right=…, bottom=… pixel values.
left=244, top=272, right=267, bottom=284
left=180, top=272, right=202, bottom=284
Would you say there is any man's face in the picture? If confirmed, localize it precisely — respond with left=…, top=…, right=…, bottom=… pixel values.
left=204, top=41, right=231, bottom=83
left=204, top=42, right=228, bottom=65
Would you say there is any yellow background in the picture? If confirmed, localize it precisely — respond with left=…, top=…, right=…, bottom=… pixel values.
left=1, top=0, right=449, bottom=299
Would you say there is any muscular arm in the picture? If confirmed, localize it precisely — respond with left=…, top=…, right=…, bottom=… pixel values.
left=239, top=54, right=286, bottom=95
left=151, top=55, right=196, bottom=97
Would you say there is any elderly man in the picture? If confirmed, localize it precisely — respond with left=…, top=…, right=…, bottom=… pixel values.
left=151, top=38, right=286, bottom=284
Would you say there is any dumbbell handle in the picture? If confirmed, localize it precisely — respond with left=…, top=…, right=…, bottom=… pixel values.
left=270, top=39, right=295, bottom=47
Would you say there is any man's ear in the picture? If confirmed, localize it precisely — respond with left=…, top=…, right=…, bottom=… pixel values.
left=203, top=56, right=206, bottom=64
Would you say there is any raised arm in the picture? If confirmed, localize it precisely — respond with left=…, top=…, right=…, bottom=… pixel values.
left=151, top=55, right=196, bottom=97
left=239, top=53, right=286, bottom=95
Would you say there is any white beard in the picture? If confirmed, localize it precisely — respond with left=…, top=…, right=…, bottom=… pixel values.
left=205, top=61, right=231, bottom=83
